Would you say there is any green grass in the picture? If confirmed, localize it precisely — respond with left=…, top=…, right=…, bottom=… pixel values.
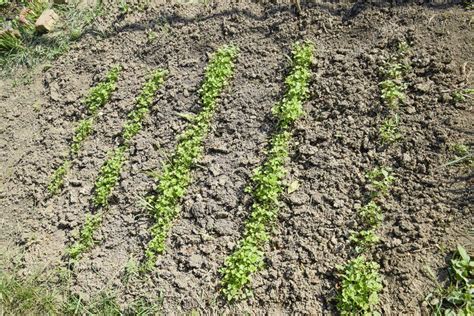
left=0, top=268, right=61, bottom=315
left=1, top=0, right=103, bottom=75
left=48, top=66, right=121, bottom=195
left=0, top=30, right=23, bottom=52
left=63, top=292, right=121, bottom=316
left=219, top=42, right=314, bottom=301
left=144, top=45, right=238, bottom=269
left=336, top=255, right=383, bottom=315
left=0, top=248, right=161, bottom=315
left=428, top=245, right=473, bottom=315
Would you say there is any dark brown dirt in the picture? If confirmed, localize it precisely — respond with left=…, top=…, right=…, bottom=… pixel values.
left=1, top=1, right=473, bottom=314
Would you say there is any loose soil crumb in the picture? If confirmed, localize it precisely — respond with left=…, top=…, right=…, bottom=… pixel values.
left=1, top=1, right=472, bottom=314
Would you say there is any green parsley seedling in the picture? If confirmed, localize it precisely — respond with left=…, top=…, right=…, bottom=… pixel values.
left=144, top=45, right=238, bottom=270
left=48, top=66, right=121, bottom=195
left=336, top=255, right=383, bottom=315
left=220, top=42, right=314, bottom=301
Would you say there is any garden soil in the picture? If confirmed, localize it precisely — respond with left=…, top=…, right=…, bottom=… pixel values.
left=0, top=1, right=472, bottom=314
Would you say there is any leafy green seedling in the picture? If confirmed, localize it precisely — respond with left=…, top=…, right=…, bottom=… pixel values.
left=397, top=41, right=410, bottom=56
left=452, top=88, right=473, bottom=103
left=71, top=118, right=93, bottom=156
left=48, top=160, right=71, bottom=194
left=349, top=229, right=380, bottom=253
left=366, top=167, right=394, bottom=197
left=122, top=69, right=166, bottom=142
left=358, top=201, right=383, bottom=227
left=119, top=0, right=130, bottom=14
left=451, top=143, right=470, bottom=158
left=146, top=30, right=158, bottom=43
left=69, top=69, right=165, bottom=259
left=84, top=65, right=121, bottom=115
left=380, top=79, right=405, bottom=109
left=48, top=66, right=121, bottom=195
left=144, top=45, right=238, bottom=270
left=220, top=42, right=314, bottom=301
left=336, top=255, right=383, bottom=315
left=380, top=114, right=401, bottom=144
left=68, top=213, right=102, bottom=260
left=384, top=63, right=407, bottom=80
left=93, top=146, right=126, bottom=207
left=428, top=245, right=473, bottom=315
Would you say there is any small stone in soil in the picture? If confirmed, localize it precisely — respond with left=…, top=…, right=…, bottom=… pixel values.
left=35, top=9, right=60, bottom=34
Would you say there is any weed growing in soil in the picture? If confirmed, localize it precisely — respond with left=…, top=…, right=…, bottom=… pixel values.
left=220, top=42, right=314, bottom=301
left=445, top=143, right=473, bottom=167
left=358, top=201, right=383, bottom=227
left=379, top=114, right=401, bottom=144
left=68, top=213, right=102, bottom=260
left=427, top=245, right=473, bottom=315
left=123, top=256, right=140, bottom=284
left=48, top=160, right=70, bottom=195
left=366, top=166, right=394, bottom=197
left=451, top=143, right=470, bottom=157
left=336, top=255, right=383, bottom=315
left=0, top=249, right=160, bottom=314
left=452, top=88, right=473, bottom=103
left=349, top=229, right=380, bottom=253
left=144, top=45, right=238, bottom=269
left=0, top=267, right=60, bottom=315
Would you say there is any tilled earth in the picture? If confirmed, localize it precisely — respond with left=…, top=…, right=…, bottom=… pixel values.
left=0, top=1, right=473, bottom=314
